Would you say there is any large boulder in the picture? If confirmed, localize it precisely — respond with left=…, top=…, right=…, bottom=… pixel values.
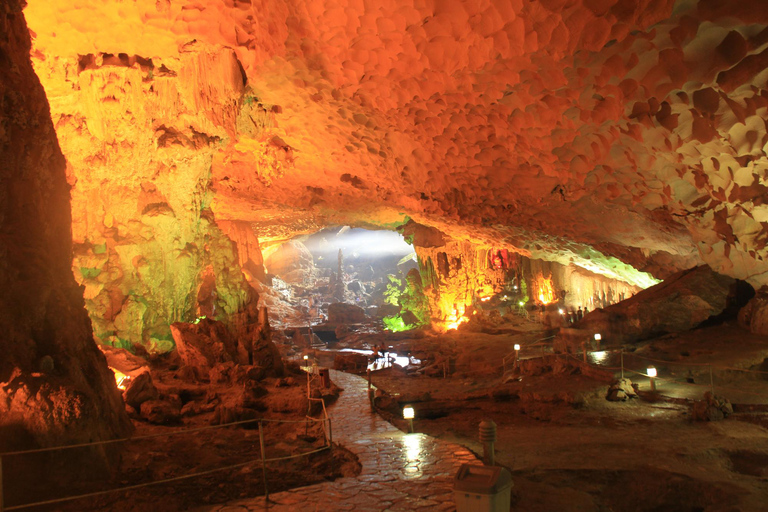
left=171, top=318, right=239, bottom=371
left=691, top=392, right=733, bottom=422
left=606, top=378, right=638, bottom=402
left=573, top=266, right=737, bottom=344
left=738, top=287, right=768, bottom=335
left=171, top=308, right=284, bottom=377
left=98, top=345, right=150, bottom=379
left=140, top=399, right=181, bottom=425
left=327, top=302, right=367, bottom=324
left=264, top=240, right=314, bottom=283
left=122, top=372, right=158, bottom=410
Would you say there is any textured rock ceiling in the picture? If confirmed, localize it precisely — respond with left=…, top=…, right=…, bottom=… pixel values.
left=24, top=0, right=768, bottom=288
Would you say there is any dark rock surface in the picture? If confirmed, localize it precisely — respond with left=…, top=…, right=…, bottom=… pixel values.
left=738, top=287, right=768, bottom=335
left=328, top=302, right=367, bottom=324
left=0, top=1, right=130, bottom=458
left=573, top=266, right=737, bottom=344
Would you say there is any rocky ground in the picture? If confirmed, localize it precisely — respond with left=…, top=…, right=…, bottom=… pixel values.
left=311, top=314, right=768, bottom=512
left=5, top=357, right=361, bottom=512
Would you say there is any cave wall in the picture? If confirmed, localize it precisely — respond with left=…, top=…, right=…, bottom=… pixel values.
left=413, top=233, right=642, bottom=329
left=0, top=1, right=130, bottom=448
left=520, top=256, right=640, bottom=311
left=31, top=43, right=264, bottom=351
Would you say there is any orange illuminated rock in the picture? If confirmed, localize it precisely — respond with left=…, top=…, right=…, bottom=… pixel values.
left=19, top=0, right=768, bottom=330
left=0, top=2, right=130, bottom=457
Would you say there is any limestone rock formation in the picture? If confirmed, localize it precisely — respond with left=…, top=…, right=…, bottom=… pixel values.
left=19, top=0, right=768, bottom=294
left=122, top=372, right=158, bottom=411
left=264, top=240, right=315, bottom=284
left=691, top=392, right=734, bottom=422
left=327, top=302, right=367, bottom=324
left=574, top=266, right=737, bottom=344
left=0, top=1, right=130, bottom=450
left=171, top=308, right=283, bottom=376
left=738, top=287, right=768, bottom=335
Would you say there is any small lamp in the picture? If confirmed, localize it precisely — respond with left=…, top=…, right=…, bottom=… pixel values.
left=514, top=344, right=521, bottom=351
left=647, top=365, right=657, bottom=391
left=403, top=405, right=415, bottom=433
left=594, top=333, right=602, bottom=342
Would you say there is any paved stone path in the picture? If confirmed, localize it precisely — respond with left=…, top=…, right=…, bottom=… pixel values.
left=204, top=370, right=480, bottom=511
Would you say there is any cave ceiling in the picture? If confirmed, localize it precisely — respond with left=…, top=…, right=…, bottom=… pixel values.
left=24, top=0, right=768, bottom=289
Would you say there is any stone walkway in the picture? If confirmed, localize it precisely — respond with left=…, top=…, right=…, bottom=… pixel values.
left=204, top=370, right=480, bottom=511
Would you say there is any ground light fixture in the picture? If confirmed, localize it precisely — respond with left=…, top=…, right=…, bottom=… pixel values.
left=403, top=405, right=415, bottom=433
left=647, top=365, right=657, bottom=391
left=594, top=333, right=602, bottom=342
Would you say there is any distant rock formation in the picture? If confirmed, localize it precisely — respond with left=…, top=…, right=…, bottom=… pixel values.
left=572, top=266, right=738, bottom=345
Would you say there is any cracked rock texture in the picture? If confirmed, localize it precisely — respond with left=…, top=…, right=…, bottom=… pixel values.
left=0, top=0, right=130, bottom=450
left=19, top=0, right=768, bottom=334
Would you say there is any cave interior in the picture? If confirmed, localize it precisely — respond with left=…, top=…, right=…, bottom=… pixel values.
left=2, top=0, right=768, bottom=510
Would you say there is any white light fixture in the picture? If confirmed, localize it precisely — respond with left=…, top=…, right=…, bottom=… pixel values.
left=303, top=355, right=309, bottom=360
left=594, top=333, right=602, bottom=342
left=518, top=301, right=525, bottom=306
left=514, top=344, right=521, bottom=351
left=558, top=308, right=564, bottom=315
left=403, top=405, right=415, bottom=433
left=647, top=365, right=657, bottom=392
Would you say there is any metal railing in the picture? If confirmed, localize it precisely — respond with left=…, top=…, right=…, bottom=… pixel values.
left=502, top=335, right=556, bottom=374
left=0, top=392, right=333, bottom=511
left=557, top=348, right=768, bottom=402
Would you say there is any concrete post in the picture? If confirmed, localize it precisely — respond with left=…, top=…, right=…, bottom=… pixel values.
left=259, top=422, right=269, bottom=502
left=479, top=420, right=497, bottom=466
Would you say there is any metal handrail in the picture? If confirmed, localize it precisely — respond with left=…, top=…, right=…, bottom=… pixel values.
left=0, top=383, right=336, bottom=512
left=502, top=335, right=556, bottom=374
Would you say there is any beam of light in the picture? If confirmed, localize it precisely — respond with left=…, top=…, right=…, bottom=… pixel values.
left=110, top=367, right=131, bottom=390
left=304, top=227, right=414, bottom=257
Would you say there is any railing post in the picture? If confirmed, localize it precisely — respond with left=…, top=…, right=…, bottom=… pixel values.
left=620, top=350, right=624, bottom=380
left=258, top=422, right=269, bottom=502
left=1, top=454, right=5, bottom=512
left=709, top=365, right=714, bottom=395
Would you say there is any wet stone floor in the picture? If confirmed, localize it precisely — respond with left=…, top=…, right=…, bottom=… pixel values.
left=203, top=370, right=480, bottom=511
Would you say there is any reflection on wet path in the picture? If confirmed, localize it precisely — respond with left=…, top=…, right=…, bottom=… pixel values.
left=205, top=370, right=479, bottom=511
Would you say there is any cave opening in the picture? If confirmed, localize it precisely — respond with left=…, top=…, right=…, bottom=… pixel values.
left=261, top=226, right=419, bottom=342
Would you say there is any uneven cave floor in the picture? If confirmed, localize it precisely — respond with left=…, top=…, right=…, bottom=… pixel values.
left=9, top=369, right=361, bottom=512
left=308, top=317, right=768, bottom=512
